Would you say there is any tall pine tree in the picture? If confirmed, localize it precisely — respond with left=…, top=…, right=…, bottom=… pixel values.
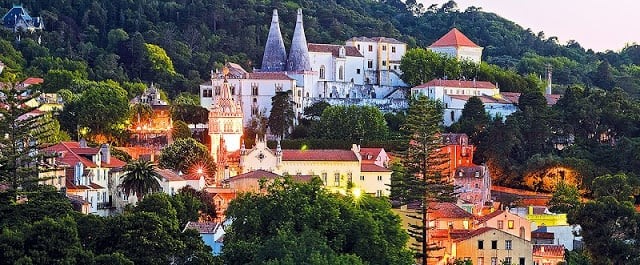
left=0, top=86, right=56, bottom=190
left=268, top=91, right=295, bottom=139
left=391, top=95, right=457, bottom=265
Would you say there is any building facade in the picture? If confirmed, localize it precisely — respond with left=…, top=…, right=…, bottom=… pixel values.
left=452, top=227, right=533, bottom=265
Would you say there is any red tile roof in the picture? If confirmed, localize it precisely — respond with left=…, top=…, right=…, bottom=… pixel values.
left=430, top=28, right=480, bottom=48
left=415, top=79, right=496, bottom=89
left=429, top=202, right=474, bottom=219
left=245, top=72, right=294, bottom=80
left=359, top=147, right=382, bottom=163
left=475, top=210, right=504, bottom=223
left=545, top=94, right=561, bottom=105
left=45, top=142, right=126, bottom=168
left=184, top=221, right=218, bottom=234
left=500, top=92, right=521, bottom=104
left=454, top=227, right=495, bottom=242
left=88, top=182, right=105, bottom=189
left=224, top=170, right=281, bottom=183
left=533, top=245, right=565, bottom=257
left=22, top=77, right=44, bottom=85
left=282, top=150, right=359, bottom=161
left=308, top=43, right=363, bottom=57
left=361, top=164, right=391, bottom=172
left=155, top=168, right=186, bottom=182
left=532, top=232, right=555, bottom=240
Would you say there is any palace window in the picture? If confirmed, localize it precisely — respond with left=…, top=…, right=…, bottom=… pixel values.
left=367, top=60, right=373, bottom=69
left=377, top=175, right=382, bottom=181
left=251, top=85, right=259, bottom=96
left=322, top=173, right=328, bottom=185
left=360, top=175, right=365, bottom=181
left=356, top=68, right=361, bottom=74
left=334, top=173, right=340, bottom=186
left=382, top=45, right=386, bottom=51
left=392, top=46, right=396, bottom=53
left=215, top=86, right=221, bottom=96
left=203, top=89, right=212, bottom=98
left=368, top=45, right=373, bottom=52
left=320, top=65, right=326, bottom=79
left=338, top=66, right=344, bottom=80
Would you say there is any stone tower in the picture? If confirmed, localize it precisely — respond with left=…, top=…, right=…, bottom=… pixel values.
left=208, top=67, right=244, bottom=181
left=286, top=8, right=311, bottom=72
left=261, top=9, right=287, bottom=72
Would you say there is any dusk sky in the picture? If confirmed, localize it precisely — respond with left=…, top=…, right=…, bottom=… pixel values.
left=424, top=0, right=640, bottom=52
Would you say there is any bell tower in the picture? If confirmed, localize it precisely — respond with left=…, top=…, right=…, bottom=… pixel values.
left=208, top=66, right=244, bottom=181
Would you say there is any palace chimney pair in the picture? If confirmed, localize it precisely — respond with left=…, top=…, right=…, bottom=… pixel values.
left=261, top=9, right=311, bottom=73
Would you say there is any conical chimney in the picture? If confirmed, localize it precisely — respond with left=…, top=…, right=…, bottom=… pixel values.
left=261, top=10, right=287, bottom=72
left=287, top=9, right=311, bottom=72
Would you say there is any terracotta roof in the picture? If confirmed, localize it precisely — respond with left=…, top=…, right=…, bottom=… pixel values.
left=415, top=79, right=496, bottom=89
left=308, top=43, right=363, bottom=57
left=245, top=72, right=294, bottom=80
left=88, top=182, right=105, bottom=189
left=545, top=94, right=561, bottom=105
left=184, top=221, right=218, bottom=234
left=475, top=210, right=504, bottom=223
left=361, top=164, right=391, bottom=172
left=533, top=245, right=565, bottom=257
left=430, top=28, right=480, bottom=48
left=454, top=227, right=495, bottom=242
left=448, top=95, right=513, bottom=104
left=45, top=142, right=126, bottom=168
left=155, top=168, right=186, bottom=182
left=429, top=202, right=474, bottom=219
left=102, top=158, right=126, bottom=168
left=282, top=150, right=359, bottom=161
left=22, top=77, right=44, bottom=85
left=347, top=36, right=405, bottom=44
left=431, top=229, right=473, bottom=239
left=359, top=147, right=382, bottom=163
left=224, top=170, right=281, bottom=183
left=500, top=92, right=521, bottom=104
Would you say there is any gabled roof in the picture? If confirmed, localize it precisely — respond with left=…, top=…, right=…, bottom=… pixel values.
left=347, top=36, right=405, bottom=44
left=359, top=147, right=383, bottom=163
left=245, top=72, right=294, bottom=80
left=475, top=210, right=504, bottom=223
left=308, top=43, right=363, bottom=57
left=430, top=28, right=480, bottom=48
left=282, top=149, right=359, bottom=161
left=533, top=245, right=565, bottom=257
left=500, top=92, right=521, bottom=104
left=155, top=168, right=186, bottom=182
left=453, top=227, right=495, bottom=242
left=184, top=221, right=218, bottom=234
left=415, top=79, right=496, bottom=89
left=361, top=164, right=391, bottom=172
left=429, top=202, right=474, bottom=219
left=45, top=142, right=126, bottom=168
left=22, top=77, right=44, bottom=85
left=224, top=170, right=281, bottom=183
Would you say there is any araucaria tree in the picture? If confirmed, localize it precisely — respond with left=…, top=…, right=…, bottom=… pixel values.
left=120, top=159, right=163, bottom=201
left=0, top=87, right=56, bottom=190
left=268, top=91, right=295, bottom=139
left=392, top=95, right=457, bottom=265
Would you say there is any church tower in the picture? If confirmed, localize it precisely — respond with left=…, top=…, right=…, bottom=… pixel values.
left=208, top=67, right=244, bottom=181
left=286, top=9, right=311, bottom=72
left=261, top=9, right=287, bottom=72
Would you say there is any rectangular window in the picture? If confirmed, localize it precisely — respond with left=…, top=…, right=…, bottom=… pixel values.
left=357, top=44, right=360, bottom=50
left=519, top=257, right=525, bottom=265
left=382, top=61, right=387, bottom=66
left=334, top=173, right=340, bottom=187
left=360, top=176, right=364, bottom=181
left=497, top=220, right=504, bottom=229
left=322, top=173, right=328, bottom=184
left=505, top=240, right=512, bottom=250
left=251, top=86, right=259, bottom=96
left=477, top=257, right=484, bottom=265
left=347, top=173, right=352, bottom=183
left=356, top=69, right=361, bottom=74
left=477, top=240, right=484, bottom=249
left=368, top=45, right=373, bottom=52
left=376, top=190, right=382, bottom=197
left=491, top=257, right=497, bottom=265
left=392, top=46, right=396, bottom=53
left=508, top=220, right=515, bottom=229
left=367, top=61, right=373, bottom=69
left=491, top=240, right=497, bottom=249
left=382, top=45, right=387, bottom=51
left=504, top=257, right=512, bottom=264
left=377, top=175, right=382, bottom=181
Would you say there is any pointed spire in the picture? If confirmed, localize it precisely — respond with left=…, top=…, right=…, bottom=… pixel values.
left=287, top=8, right=311, bottom=72
left=261, top=9, right=287, bottom=72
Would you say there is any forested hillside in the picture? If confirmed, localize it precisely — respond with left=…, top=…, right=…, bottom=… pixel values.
left=1, top=0, right=639, bottom=96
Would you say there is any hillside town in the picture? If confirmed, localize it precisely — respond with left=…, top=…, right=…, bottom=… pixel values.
left=1, top=2, right=639, bottom=265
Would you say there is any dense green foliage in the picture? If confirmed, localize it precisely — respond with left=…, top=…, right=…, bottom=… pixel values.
left=313, top=105, right=389, bottom=142
left=0, top=186, right=219, bottom=265
left=120, top=159, right=163, bottom=201
left=223, top=177, right=413, bottom=265
left=158, top=138, right=216, bottom=176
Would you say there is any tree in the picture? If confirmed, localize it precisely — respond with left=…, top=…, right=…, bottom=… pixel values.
left=172, top=120, right=192, bottom=140
left=315, top=105, right=389, bottom=142
left=268, top=91, right=295, bottom=139
left=449, top=96, right=490, bottom=145
left=223, top=177, right=413, bottom=265
left=120, top=159, right=163, bottom=201
left=72, top=80, right=130, bottom=142
left=547, top=181, right=581, bottom=213
left=0, top=87, right=56, bottom=189
left=158, top=138, right=216, bottom=181
left=392, top=95, right=457, bottom=264
left=591, top=60, right=615, bottom=90
left=399, top=48, right=441, bottom=87
left=303, top=101, right=330, bottom=120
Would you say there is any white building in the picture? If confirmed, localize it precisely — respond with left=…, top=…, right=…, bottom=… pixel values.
left=345, top=37, right=407, bottom=87
left=411, top=79, right=518, bottom=126
left=428, top=28, right=483, bottom=63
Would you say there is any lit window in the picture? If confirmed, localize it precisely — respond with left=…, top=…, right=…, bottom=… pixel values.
left=508, top=220, right=515, bottom=229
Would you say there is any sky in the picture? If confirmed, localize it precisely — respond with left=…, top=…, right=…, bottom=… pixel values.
left=423, top=0, right=640, bottom=52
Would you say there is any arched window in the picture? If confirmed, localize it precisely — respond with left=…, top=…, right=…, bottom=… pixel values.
left=519, top=227, right=526, bottom=238
left=319, top=65, right=326, bottom=79
left=338, top=66, right=344, bottom=80
left=450, top=110, right=455, bottom=122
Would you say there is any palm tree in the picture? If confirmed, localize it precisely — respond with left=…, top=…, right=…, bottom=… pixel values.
left=120, top=159, right=163, bottom=201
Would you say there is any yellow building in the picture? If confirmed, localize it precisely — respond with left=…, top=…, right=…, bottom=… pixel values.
left=476, top=210, right=532, bottom=241
left=452, top=227, right=532, bottom=265
left=526, top=206, right=568, bottom=227
left=238, top=141, right=391, bottom=196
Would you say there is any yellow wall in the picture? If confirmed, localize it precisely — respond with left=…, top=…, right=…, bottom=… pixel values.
left=454, top=228, right=532, bottom=265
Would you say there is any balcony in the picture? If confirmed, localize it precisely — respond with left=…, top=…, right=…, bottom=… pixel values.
left=97, top=201, right=113, bottom=209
